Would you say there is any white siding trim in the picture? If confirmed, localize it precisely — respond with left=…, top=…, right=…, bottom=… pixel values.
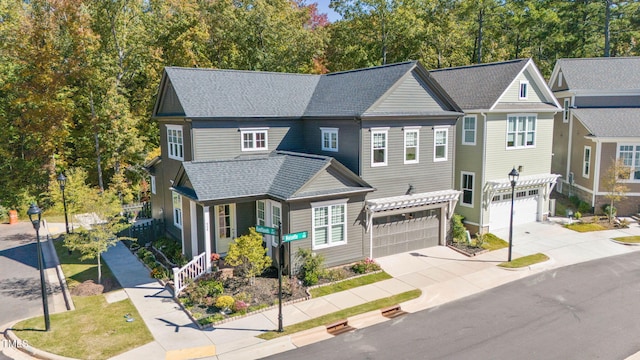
left=460, top=171, right=475, bottom=208
left=434, top=127, right=448, bottom=162
left=462, top=115, right=477, bottom=146
left=403, top=128, right=420, bottom=164
left=371, top=128, right=388, bottom=167
left=519, top=80, right=529, bottom=100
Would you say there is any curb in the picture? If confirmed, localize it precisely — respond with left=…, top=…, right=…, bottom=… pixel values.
left=496, top=256, right=555, bottom=271
left=3, top=321, right=79, bottom=360
left=610, top=239, right=640, bottom=246
left=44, top=236, right=74, bottom=311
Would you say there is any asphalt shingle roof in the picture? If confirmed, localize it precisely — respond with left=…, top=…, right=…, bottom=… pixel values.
left=176, top=152, right=372, bottom=202
left=573, top=108, right=640, bottom=137
left=164, top=67, right=320, bottom=118
left=556, top=57, right=640, bottom=91
left=429, top=59, right=529, bottom=109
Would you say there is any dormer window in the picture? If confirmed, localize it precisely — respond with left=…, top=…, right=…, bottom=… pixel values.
left=321, top=127, right=338, bottom=152
left=519, top=81, right=528, bottom=100
left=240, top=128, right=268, bottom=151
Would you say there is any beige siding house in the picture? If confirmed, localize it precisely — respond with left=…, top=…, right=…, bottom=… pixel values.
left=549, top=57, right=640, bottom=216
left=431, top=59, right=562, bottom=234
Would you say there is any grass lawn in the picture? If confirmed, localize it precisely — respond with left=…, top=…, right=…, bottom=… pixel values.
left=481, top=233, right=509, bottom=251
left=498, top=253, right=549, bottom=268
left=613, top=236, right=640, bottom=243
left=565, top=222, right=607, bottom=232
left=257, top=289, right=421, bottom=340
left=309, top=272, right=392, bottom=297
left=11, top=237, right=154, bottom=359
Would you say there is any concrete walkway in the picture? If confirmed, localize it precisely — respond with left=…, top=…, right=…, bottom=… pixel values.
left=6, top=218, right=640, bottom=359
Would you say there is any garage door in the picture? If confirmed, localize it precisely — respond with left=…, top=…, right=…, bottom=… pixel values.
left=372, top=208, right=441, bottom=258
left=490, top=190, right=539, bottom=230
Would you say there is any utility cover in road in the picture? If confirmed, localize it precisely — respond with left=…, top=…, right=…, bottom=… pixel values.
left=283, top=231, right=308, bottom=242
left=256, top=225, right=277, bottom=236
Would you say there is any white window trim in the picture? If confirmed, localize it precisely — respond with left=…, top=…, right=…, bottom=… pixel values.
left=462, top=115, right=477, bottom=146
left=583, top=146, right=591, bottom=178
left=150, top=175, right=156, bottom=195
left=557, top=72, right=563, bottom=87
left=434, top=127, right=448, bottom=162
left=563, top=99, right=570, bottom=123
left=311, top=199, right=348, bottom=250
left=371, top=128, right=389, bottom=167
left=167, top=125, right=184, bottom=161
left=172, top=192, right=183, bottom=229
left=320, top=127, right=339, bottom=152
left=506, top=114, right=537, bottom=149
left=240, top=127, right=269, bottom=152
left=519, top=80, right=529, bottom=100
left=460, top=171, right=474, bottom=208
left=403, top=127, right=420, bottom=164
left=617, top=144, right=640, bottom=182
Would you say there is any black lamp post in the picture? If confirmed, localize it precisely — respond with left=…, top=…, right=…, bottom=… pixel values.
left=57, top=173, right=69, bottom=234
left=508, top=167, right=520, bottom=262
left=27, top=203, right=50, bottom=332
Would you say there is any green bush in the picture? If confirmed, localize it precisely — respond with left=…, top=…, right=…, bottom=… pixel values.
left=199, top=278, right=224, bottom=298
left=474, top=233, right=486, bottom=248
left=351, top=258, right=381, bottom=274
left=296, top=248, right=325, bottom=286
left=574, top=211, right=582, bottom=220
left=452, top=214, right=466, bottom=243
left=323, top=268, right=348, bottom=282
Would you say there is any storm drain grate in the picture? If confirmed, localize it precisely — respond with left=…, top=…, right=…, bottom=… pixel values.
left=381, top=304, right=407, bottom=318
left=326, top=319, right=354, bottom=335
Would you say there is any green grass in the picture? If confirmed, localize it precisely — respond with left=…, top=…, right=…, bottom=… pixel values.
left=309, top=272, right=392, bottom=297
left=565, top=222, right=607, bottom=232
left=10, top=237, right=153, bottom=359
left=498, top=253, right=549, bottom=268
left=480, top=233, right=509, bottom=251
left=613, top=236, right=640, bottom=243
left=257, top=289, right=421, bottom=340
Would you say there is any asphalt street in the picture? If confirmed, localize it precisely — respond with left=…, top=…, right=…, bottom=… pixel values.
left=268, top=251, right=640, bottom=360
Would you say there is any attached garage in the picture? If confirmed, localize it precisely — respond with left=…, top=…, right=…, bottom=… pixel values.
left=372, top=209, right=440, bottom=258
left=489, top=191, right=539, bottom=230
left=365, top=189, right=461, bottom=258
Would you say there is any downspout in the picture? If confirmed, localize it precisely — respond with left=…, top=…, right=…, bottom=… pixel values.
left=592, top=139, right=602, bottom=208
left=480, top=112, right=488, bottom=231
left=566, top=112, right=573, bottom=187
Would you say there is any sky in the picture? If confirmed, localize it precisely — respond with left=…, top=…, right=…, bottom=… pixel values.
left=312, top=0, right=342, bottom=23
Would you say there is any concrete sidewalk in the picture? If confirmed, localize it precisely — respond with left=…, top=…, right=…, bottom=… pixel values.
left=6, top=218, right=640, bottom=359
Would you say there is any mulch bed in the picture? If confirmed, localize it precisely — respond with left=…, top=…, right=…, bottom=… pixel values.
left=70, top=278, right=120, bottom=296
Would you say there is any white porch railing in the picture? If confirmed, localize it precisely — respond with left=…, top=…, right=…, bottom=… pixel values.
left=173, top=252, right=208, bottom=297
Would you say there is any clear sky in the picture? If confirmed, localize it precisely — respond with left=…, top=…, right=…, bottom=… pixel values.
left=311, top=0, right=341, bottom=23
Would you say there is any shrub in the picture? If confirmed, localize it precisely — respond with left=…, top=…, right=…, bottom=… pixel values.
left=199, top=278, right=224, bottom=298
left=184, top=281, right=208, bottom=304
left=296, top=248, right=325, bottom=286
left=577, top=201, right=591, bottom=214
left=574, top=211, right=582, bottom=220
left=452, top=214, right=466, bottom=243
left=225, top=228, right=272, bottom=283
left=352, top=258, right=381, bottom=274
left=323, top=268, right=348, bottom=282
left=215, top=295, right=235, bottom=310
left=233, top=300, right=249, bottom=314
left=474, top=233, right=486, bottom=248
left=150, top=265, right=167, bottom=279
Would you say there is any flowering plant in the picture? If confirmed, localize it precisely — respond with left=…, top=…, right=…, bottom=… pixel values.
left=352, top=257, right=381, bottom=274
left=210, top=253, right=220, bottom=262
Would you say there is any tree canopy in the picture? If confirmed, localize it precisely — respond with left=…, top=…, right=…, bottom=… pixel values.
left=2, top=0, right=639, bottom=210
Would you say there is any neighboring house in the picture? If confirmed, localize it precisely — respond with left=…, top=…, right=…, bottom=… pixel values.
left=430, top=59, right=562, bottom=234
left=148, top=61, right=463, bottom=271
left=548, top=57, right=640, bottom=216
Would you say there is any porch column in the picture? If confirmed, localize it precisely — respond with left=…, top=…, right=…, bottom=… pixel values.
left=204, top=206, right=212, bottom=272
left=190, top=201, right=197, bottom=259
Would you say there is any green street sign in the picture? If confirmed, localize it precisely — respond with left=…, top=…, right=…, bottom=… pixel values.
left=256, top=225, right=277, bottom=236
left=283, top=231, right=308, bottom=242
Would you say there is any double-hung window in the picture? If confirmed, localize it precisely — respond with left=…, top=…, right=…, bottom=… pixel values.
left=563, top=99, right=570, bottom=123
left=371, top=128, right=388, bottom=166
left=404, top=127, right=420, bottom=164
left=321, top=128, right=338, bottom=152
left=167, top=125, right=184, bottom=161
left=241, top=128, right=268, bottom=151
left=434, top=128, right=448, bottom=161
left=462, top=116, right=476, bottom=145
left=618, top=145, right=640, bottom=180
left=583, top=146, right=591, bottom=178
left=172, top=192, right=183, bottom=229
left=312, top=200, right=347, bottom=249
left=461, top=172, right=474, bottom=207
left=507, top=115, right=536, bottom=148
left=519, top=81, right=528, bottom=100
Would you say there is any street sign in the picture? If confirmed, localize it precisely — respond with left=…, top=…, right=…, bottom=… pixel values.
left=283, top=231, right=308, bottom=242
left=256, top=225, right=277, bottom=236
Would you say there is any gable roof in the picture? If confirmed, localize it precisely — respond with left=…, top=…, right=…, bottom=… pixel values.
left=172, top=151, right=373, bottom=203
left=573, top=108, right=640, bottom=138
left=154, top=61, right=462, bottom=119
left=550, top=57, right=640, bottom=92
left=430, top=58, right=560, bottom=111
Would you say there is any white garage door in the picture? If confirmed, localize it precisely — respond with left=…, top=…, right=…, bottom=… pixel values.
left=372, top=209, right=441, bottom=258
left=490, top=191, right=539, bottom=230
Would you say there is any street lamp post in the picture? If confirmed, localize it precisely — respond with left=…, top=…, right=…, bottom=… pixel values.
left=508, top=167, right=520, bottom=262
left=57, top=173, right=69, bottom=234
left=27, top=203, right=50, bottom=332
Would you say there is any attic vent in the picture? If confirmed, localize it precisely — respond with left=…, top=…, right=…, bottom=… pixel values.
left=558, top=72, right=563, bottom=87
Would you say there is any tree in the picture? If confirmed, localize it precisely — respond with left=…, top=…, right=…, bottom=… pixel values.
left=63, top=190, right=131, bottom=284
left=224, top=227, right=272, bottom=284
left=602, top=158, right=631, bottom=223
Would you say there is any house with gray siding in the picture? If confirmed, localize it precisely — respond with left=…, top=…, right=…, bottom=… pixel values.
left=431, top=59, right=562, bottom=234
left=148, top=61, right=463, bottom=272
left=548, top=57, right=640, bottom=216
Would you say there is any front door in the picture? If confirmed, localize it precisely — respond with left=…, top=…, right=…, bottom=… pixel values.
left=215, top=204, right=236, bottom=255
left=257, top=200, right=281, bottom=257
